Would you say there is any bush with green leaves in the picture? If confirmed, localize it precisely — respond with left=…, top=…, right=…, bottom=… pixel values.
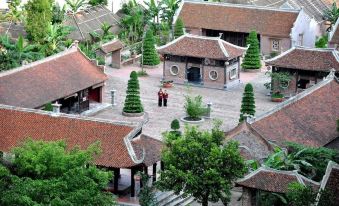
left=139, top=173, right=157, bottom=206
left=0, top=139, right=116, bottom=205
left=170, top=119, right=180, bottom=131
left=239, top=83, right=255, bottom=122
left=174, top=18, right=184, bottom=38
left=264, top=71, right=291, bottom=96
left=315, top=35, right=328, bottom=48
left=44, top=103, right=53, bottom=111
left=123, top=71, right=144, bottom=113
left=184, top=95, right=205, bottom=120
left=157, top=122, right=246, bottom=206
left=142, top=29, right=160, bottom=66
left=89, top=0, right=108, bottom=6
left=241, top=30, right=262, bottom=70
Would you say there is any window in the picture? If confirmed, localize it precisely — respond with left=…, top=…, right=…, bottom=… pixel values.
left=298, top=34, right=303, bottom=46
left=170, top=65, right=179, bottom=75
left=271, top=39, right=280, bottom=51
left=209, top=70, right=218, bottom=80
left=230, top=68, right=237, bottom=79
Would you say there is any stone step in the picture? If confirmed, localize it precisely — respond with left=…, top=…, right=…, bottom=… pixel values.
left=157, top=191, right=175, bottom=205
left=180, top=197, right=195, bottom=206
left=168, top=195, right=193, bottom=206
left=161, top=192, right=183, bottom=206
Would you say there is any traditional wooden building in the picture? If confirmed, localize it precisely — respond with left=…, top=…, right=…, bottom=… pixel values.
left=157, top=34, right=246, bottom=89
left=174, top=0, right=320, bottom=57
left=0, top=44, right=107, bottom=113
left=265, top=47, right=339, bottom=96
left=0, top=104, right=162, bottom=197
left=225, top=71, right=339, bottom=150
left=96, top=39, right=124, bottom=68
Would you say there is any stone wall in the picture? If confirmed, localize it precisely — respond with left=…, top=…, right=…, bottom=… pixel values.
left=261, top=35, right=291, bottom=57
left=111, top=49, right=121, bottom=69
left=202, top=65, right=225, bottom=89
left=163, top=60, right=186, bottom=84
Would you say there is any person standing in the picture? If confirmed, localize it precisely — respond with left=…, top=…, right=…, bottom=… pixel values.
left=158, top=89, right=163, bottom=107
left=163, top=90, right=168, bottom=107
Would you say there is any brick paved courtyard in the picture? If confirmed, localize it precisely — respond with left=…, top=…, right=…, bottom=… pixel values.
left=91, top=63, right=277, bottom=141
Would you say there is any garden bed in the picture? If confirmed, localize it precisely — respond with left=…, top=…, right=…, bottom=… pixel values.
left=180, top=116, right=205, bottom=124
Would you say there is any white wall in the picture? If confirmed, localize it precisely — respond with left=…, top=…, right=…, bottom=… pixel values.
left=0, top=0, right=149, bottom=13
left=291, top=9, right=321, bottom=48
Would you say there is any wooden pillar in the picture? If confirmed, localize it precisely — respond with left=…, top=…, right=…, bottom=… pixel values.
left=113, top=168, right=120, bottom=193
left=131, top=168, right=136, bottom=197
left=163, top=57, right=166, bottom=80
left=152, top=163, right=157, bottom=182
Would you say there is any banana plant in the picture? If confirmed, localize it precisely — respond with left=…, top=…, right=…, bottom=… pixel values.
left=65, top=0, right=87, bottom=13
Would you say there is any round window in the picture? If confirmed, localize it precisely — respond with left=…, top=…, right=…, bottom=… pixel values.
left=170, top=65, right=179, bottom=75
left=209, top=70, right=218, bottom=80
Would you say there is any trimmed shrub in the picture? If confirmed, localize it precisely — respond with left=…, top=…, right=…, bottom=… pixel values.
left=241, top=30, right=262, bottom=70
left=239, top=83, right=255, bottom=122
left=142, top=29, right=160, bottom=66
left=171, top=119, right=180, bottom=130
left=174, top=18, right=184, bottom=39
left=123, top=71, right=144, bottom=113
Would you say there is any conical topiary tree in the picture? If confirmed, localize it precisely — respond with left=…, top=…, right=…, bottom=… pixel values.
left=239, top=83, right=255, bottom=122
left=241, top=30, right=262, bottom=70
left=174, top=18, right=184, bottom=39
left=123, top=71, right=144, bottom=113
left=142, top=29, right=160, bottom=66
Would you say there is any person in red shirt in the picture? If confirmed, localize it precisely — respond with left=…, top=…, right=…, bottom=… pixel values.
left=163, top=90, right=168, bottom=107
left=158, top=89, right=163, bottom=107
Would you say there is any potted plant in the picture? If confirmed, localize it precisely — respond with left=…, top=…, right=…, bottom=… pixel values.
left=161, top=80, right=173, bottom=88
left=271, top=91, right=284, bottom=102
left=181, top=95, right=205, bottom=123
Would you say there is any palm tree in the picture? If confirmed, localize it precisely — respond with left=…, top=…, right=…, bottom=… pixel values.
left=324, top=2, right=339, bottom=31
left=101, top=22, right=114, bottom=41
left=144, top=0, right=160, bottom=24
left=160, top=0, right=181, bottom=25
left=65, top=0, right=87, bottom=13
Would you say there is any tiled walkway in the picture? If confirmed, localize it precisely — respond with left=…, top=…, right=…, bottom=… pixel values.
left=91, top=63, right=277, bottom=141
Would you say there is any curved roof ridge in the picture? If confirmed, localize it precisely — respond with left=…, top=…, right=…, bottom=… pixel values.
left=183, top=0, right=300, bottom=13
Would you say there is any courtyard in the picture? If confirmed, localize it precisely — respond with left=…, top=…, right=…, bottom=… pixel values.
left=91, top=62, right=278, bottom=141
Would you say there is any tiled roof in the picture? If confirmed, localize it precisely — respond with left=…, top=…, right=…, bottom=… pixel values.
left=318, top=161, right=339, bottom=204
left=0, top=21, right=26, bottom=39
left=157, top=34, right=246, bottom=60
left=0, top=46, right=107, bottom=108
left=64, top=5, right=121, bottom=41
left=99, top=39, right=124, bottom=54
left=329, top=18, right=339, bottom=45
left=236, top=167, right=320, bottom=193
left=265, top=47, right=339, bottom=72
left=251, top=72, right=339, bottom=147
left=0, top=104, right=162, bottom=168
left=175, top=0, right=299, bottom=37
left=224, top=122, right=272, bottom=161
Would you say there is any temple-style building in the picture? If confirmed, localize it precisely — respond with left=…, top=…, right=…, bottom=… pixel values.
left=158, top=34, right=246, bottom=90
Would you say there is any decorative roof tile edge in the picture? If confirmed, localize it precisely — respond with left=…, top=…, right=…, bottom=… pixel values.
left=250, top=70, right=337, bottom=123
left=218, top=39, right=229, bottom=57
left=316, top=161, right=339, bottom=205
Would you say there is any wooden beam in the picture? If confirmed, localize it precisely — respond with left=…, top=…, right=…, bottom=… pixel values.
left=152, top=163, right=157, bottom=182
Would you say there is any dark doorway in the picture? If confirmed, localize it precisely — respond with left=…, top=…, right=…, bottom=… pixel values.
left=187, top=67, right=201, bottom=83
left=297, top=79, right=310, bottom=89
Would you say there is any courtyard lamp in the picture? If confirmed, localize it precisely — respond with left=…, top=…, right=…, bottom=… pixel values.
left=141, top=24, right=149, bottom=74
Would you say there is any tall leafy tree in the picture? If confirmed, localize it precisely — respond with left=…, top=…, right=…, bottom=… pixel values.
left=239, top=83, right=255, bottom=122
left=157, top=122, right=246, bottom=206
left=241, top=30, right=261, bottom=70
left=142, top=28, right=160, bottom=66
left=160, top=0, right=181, bottom=25
left=52, top=2, right=66, bottom=24
left=144, top=0, right=160, bottom=24
left=173, top=18, right=184, bottom=38
left=42, top=24, right=73, bottom=56
left=25, top=0, right=53, bottom=43
left=0, top=139, right=116, bottom=205
left=123, top=71, right=144, bottom=113
left=324, top=2, right=339, bottom=30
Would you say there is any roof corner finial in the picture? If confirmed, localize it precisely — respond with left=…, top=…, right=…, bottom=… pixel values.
left=328, top=68, right=336, bottom=78
left=71, top=40, right=79, bottom=48
left=219, top=33, right=223, bottom=39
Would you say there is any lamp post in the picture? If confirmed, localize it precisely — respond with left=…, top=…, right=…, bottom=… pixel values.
left=141, top=24, right=149, bottom=74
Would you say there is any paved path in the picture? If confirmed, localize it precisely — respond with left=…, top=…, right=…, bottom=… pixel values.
left=91, top=63, right=277, bottom=141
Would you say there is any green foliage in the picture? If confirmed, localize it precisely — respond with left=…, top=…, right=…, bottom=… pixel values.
left=0, top=139, right=116, bottom=205
left=285, top=142, right=339, bottom=181
left=96, top=56, right=105, bottom=65
left=52, top=3, right=66, bottom=24
left=158, top=23, right=171, bottom=46
left=264, top=71, right=291, bottom=95
left=157, top=122, right=246, bottom=206
left=88, top=0, right=107, bottom=6
left=257, top=191, right=287, bottom=206
left=184, top=95, right=205, bottom=120
left=239, top=83, right=255, bottom=122
left=123, top=71, right=144, bottom=113
left=174, top=18, right=184, bottom=38
left=137, top=70, right=148, bottom=77
left=324, top=2, right=339, bottom=28
left=142, top=28, right=160, bottom=66
left=65, top=0, right=87, bottom=13
left=79, top=41, right=97, bottom=59
left=315, top=35, right=328, bottom=48
left=44, top=102, right=53, bottom=111
left=160, top=0, right=181, bottom=25
left=139, top=173, right=158, bottom=206
left=170, top=119, right=180, bottom=130
left=25, top=0, right=53, bottom=43
left=2, top=0, right=23, bottom=23
left=41, top=24, right=73, bottom=56
left=241, top=30, right=262, bottom=70
left=287, top=182, right=317, bottom=206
